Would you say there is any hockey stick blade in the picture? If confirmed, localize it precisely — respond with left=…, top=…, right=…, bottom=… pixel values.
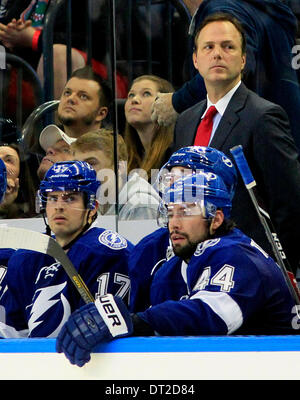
left=230, top=145, right=300, bottom=305
left=0, top=226, right=94, bottom=304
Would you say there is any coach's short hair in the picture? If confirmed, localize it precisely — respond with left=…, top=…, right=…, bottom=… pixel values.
left=194, top=12, right=246, bottom=54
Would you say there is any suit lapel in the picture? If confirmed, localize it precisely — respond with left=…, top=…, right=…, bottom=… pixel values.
left=210, top=83, right=248, bottom=149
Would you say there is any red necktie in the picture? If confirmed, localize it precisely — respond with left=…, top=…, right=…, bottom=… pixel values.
left=194, top=105, right=217, bottom=146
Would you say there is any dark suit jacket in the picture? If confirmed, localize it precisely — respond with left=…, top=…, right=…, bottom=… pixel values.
left=172, top=82, right=300, bottom=273
left=172, top=0, right=300, bottom=153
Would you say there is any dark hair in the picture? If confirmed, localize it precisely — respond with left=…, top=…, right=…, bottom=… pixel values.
left=71, top=66, right=112, bottom=107
left=0, top=143, right=37, bottom=217
left=194, top=12, right=246, bottom=54
left=208, top=216, right=236, bottom=238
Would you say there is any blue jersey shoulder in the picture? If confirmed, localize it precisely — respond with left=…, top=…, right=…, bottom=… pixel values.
left=130, top=227, right=170, bottom=270
left=129, top=227, right=171, bottom=312
left=70, top=227, right=134, bottom=254
left=189, top=228, right=278, bottom=282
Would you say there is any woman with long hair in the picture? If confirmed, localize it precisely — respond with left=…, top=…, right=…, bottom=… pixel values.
left=0, top=143, right=37, bottom=218
left=124, top=74, right=175, bottom=180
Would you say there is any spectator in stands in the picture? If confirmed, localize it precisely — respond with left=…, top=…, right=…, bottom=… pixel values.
left=124, top=75, right=175, bottom=181
left=151, top=0, right=300, bottom=153
left=55, top=67, right=112, bottom=138
left=0, top=0, right=38, bottom=123
left=0, top=0, right=29, bottom=25
left=36, top=66, right=112, bottom=179
left=71, top=129, right=160, bottom=220
left=0, top=144, right=19, bottom=218
left=0, top=0, right=128, bottom=99
left=0, top=143, right=36, bottom=218
left=37, top=126, right=75, bottom=180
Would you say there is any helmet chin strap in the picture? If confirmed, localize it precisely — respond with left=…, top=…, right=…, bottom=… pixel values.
left=42, top=212, right=51, bottom=236
left=43, top=209, right=94, bottom=251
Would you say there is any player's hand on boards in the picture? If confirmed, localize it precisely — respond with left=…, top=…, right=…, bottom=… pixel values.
left=56, top=294, right=133, bottom=367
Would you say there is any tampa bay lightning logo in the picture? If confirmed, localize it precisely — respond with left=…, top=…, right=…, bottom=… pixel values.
left=98, top=230, right=127, bottom=250
left=194, top=238, right=220, bottom=256
left=205, top=172, right=217, bottom=180
left=27, top=282, right=71, bottom=338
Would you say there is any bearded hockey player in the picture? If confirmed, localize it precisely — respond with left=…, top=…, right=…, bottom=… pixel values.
left=56, top=172, right=300, bottom=367
left=0, top=160, right=132, bottom=338
left=129, top=146, right=237, bottom=312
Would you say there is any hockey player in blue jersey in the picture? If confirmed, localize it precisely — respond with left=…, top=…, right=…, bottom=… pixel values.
left=129, top=146, right=237, bottom=312
left=56, top=171, right=300, bottom=367
left=0, top=158, right=15, bottom=304
left=0, top=160, right=133, bottom=338
left=0, top=159, right=7, bottom=203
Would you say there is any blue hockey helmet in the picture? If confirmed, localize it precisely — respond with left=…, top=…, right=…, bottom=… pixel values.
left=38, top=160, right=100, bottom=210
left=0, top=159, right=7, bottom=204
left=158, top=146, right=237, bottom=199
left=158, top=171, right=232, bottom=227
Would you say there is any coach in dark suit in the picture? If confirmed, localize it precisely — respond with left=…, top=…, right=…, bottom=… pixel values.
left=152, top=0, right=300, bottom=153
left=172, top=12, right=300, bottom=274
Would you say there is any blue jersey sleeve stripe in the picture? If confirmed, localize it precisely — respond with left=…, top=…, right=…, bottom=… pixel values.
left=190, top=291, right=243, bottom=334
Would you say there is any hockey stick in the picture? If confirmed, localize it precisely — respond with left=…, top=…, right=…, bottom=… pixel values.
left=230, top=145, right=300, bottom=305
left=0, top=226, right=94, bottom=304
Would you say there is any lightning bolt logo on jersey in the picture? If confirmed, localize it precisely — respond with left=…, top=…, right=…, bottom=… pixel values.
left=27, top=282, right=71, bottom=337
left=139, top=228, right=298, bottom=336
left=0, top=228, right=133, bottom=338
